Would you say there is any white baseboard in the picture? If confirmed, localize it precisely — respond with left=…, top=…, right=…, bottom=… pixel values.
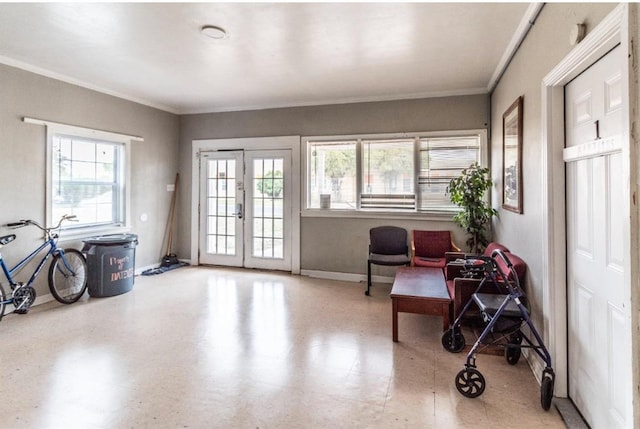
left=300, top=269, right=394, bottom=284
left=135, top=263, right=158, bottom=275
left=3, top=290, right=55, bottom=314
left=34, top=292, right=55, bottom=306
left=135, top=259, right=191, bottom=275
left=524, top=349, right=541, bottom=381
left=523, top=340, right=560, bottom=395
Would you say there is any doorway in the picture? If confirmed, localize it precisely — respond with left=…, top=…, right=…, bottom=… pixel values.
left=190, top=136, right=301, bottom=274
left=564, top=45, right=630, bottom=427
left=198, top=150, right=292, bottom=271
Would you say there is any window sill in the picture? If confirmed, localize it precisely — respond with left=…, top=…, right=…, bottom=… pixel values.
left=301, top=208, right=458, bottom=221
left=58, top=225, right=133, bottom=244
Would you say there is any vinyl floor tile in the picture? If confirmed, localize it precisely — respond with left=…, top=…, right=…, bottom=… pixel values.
left=0, top=266, right=566, bottom=428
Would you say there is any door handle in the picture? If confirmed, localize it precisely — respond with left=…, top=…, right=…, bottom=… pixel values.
left=232, top=203, right=243, bottom=219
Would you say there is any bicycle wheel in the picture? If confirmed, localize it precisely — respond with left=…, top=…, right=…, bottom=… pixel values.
left=48, top=249, right=88, bottom=304
left=0, top=283, right=6, bottom=321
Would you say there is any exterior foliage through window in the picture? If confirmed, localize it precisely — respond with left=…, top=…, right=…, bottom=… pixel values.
left=305, top=131, right=484, bottom=213
left=52, top=134, right=125, bottom=229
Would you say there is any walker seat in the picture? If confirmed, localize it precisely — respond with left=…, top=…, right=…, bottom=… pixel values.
left=472, top=293, right=526, bottom=318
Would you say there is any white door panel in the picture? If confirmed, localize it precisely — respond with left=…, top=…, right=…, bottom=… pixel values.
left=566, top=47, right=623, bottom=148
left=565, top=45, right=631, bottom=428
left=199, top=151, right=244, bottom=267
left=244, top=150, right=292, bottom=271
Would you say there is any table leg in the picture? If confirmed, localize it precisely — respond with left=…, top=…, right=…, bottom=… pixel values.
left=392, top=298, right=399, bottom=342
left=442, top=303, right=450, bottom=332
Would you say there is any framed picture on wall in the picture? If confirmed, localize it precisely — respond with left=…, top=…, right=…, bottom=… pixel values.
left=502, top=96, right=523, bottom=213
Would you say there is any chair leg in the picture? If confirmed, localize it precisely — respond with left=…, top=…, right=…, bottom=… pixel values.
left=366, top=261, right=372, bottom=296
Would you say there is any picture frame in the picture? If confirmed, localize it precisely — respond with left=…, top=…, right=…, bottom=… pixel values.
left=502, top=96, right=523, bottom=213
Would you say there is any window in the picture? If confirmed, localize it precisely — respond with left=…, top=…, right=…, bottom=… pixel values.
left=307, top=141, right=357, bottom=209
left=362, top=139, right=415, bottom=210
left=36, top=119, right=138, bottom=237
left=418, top=135, right=481, bottom=211
left=52, top=134, right=124, bottom=228
left=304, top=130, right=485, bottom=214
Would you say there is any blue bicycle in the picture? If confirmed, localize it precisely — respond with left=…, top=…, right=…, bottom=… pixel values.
left=0, top=214, right=88, bottom=319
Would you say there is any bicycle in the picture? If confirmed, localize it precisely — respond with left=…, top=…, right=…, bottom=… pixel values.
left=0, top=214, right=88, bottom=320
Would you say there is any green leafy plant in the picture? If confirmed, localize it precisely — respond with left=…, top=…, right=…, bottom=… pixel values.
left=447, top=163, right=497, bottom=254
left=257, top=170, right=283, bottom=197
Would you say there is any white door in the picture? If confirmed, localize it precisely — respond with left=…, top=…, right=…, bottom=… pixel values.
left=565, top=45, right=631, bottom=428
left=199, top=151, right=244, bottom=267
left=199, top=150, right=292, bottom=271
left=244, top=150, right=292, bottom=271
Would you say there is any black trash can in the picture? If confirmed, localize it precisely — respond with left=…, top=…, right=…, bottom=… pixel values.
left=82, top=233, right=138, bottom=297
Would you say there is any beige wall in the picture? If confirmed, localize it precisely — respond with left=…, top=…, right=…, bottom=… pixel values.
left=489, top=0, right=615, bottom=368
left=178, top=95, right=488, bottom=274
left=0, top=63, right=180, bottom=298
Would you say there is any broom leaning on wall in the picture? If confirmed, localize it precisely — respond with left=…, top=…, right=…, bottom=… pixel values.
left=142, top=173, right=189, bottom=275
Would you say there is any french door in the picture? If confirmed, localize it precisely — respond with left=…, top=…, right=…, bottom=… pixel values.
left=199, top=149, right=292, bottom=271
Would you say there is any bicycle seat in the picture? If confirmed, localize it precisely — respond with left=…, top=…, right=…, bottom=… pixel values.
left=0, top=234, right=16, bottom=246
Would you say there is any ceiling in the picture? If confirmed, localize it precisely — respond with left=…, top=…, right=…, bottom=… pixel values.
left=0, top=3, right=533, bottom=114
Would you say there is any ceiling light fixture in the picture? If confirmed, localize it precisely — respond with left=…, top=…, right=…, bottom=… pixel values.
left=201, top=25, right=227, bottom=40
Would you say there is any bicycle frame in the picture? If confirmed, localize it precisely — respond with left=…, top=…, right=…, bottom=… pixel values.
left=0, top=236, right=68, bottom=289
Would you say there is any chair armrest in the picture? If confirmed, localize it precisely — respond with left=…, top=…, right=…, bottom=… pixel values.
left=453, top=278, right=481, bottom=318
left=445, top=261, right=465, bottom=280
left=410, top=239, right=416, bottom=266
left=445, top=251, right=465, bottom=263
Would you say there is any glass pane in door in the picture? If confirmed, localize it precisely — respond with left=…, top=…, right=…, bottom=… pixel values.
left=251, top=157, right=284, bottom=259
left=206, top=158, right=237, bottom=255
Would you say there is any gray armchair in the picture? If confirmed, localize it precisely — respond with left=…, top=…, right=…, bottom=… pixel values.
left=366, top=226, right=411, bottom=296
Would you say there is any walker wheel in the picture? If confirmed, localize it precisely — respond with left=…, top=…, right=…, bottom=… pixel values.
left=455, top=367, right=485, bottom=398
left=504, top=334, right=522, bottom=365
left=509, top=331, right=523, bottom=344
left=504, top=331, right=522, bottom=365
left=505, top=345, right=521, bottom=365
left=540, top=369, right=555, bottom=410
left=441, top=328, right=465, bottom=353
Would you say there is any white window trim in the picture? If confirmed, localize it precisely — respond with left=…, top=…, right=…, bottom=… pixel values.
left=24, top=117, right=141, bottom=241
left=302, top=129, right=487, bottom=218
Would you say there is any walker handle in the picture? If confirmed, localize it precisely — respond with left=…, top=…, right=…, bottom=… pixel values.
left=491, top=248, right=513, bottom=268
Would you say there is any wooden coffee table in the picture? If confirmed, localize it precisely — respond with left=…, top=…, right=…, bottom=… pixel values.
left=390, top=266, right=451, bottom=342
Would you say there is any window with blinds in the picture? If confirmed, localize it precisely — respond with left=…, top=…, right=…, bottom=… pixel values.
left=362, top=138, right=415, bottom=210
left=304, top=130, right=485, bottom=214
left=418, top=135, right=481, bottom=211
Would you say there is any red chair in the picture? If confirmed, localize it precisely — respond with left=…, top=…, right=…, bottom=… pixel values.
left=411, top=230, right=460, bottom=269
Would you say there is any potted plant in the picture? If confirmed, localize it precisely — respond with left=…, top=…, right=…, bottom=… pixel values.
left=447, top=163, right=497, bottom=254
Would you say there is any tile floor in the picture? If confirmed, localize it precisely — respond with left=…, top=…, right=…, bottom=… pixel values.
left=0, top=267, right=566, bottom=428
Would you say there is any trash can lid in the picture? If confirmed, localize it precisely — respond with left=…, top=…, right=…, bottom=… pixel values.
left=83, top=233, right=138, bottom=245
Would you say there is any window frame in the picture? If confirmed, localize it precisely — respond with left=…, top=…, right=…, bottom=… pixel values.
left=43, top=122, right=136, bottom=240
left=302, top=129, right=487, bottom=219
